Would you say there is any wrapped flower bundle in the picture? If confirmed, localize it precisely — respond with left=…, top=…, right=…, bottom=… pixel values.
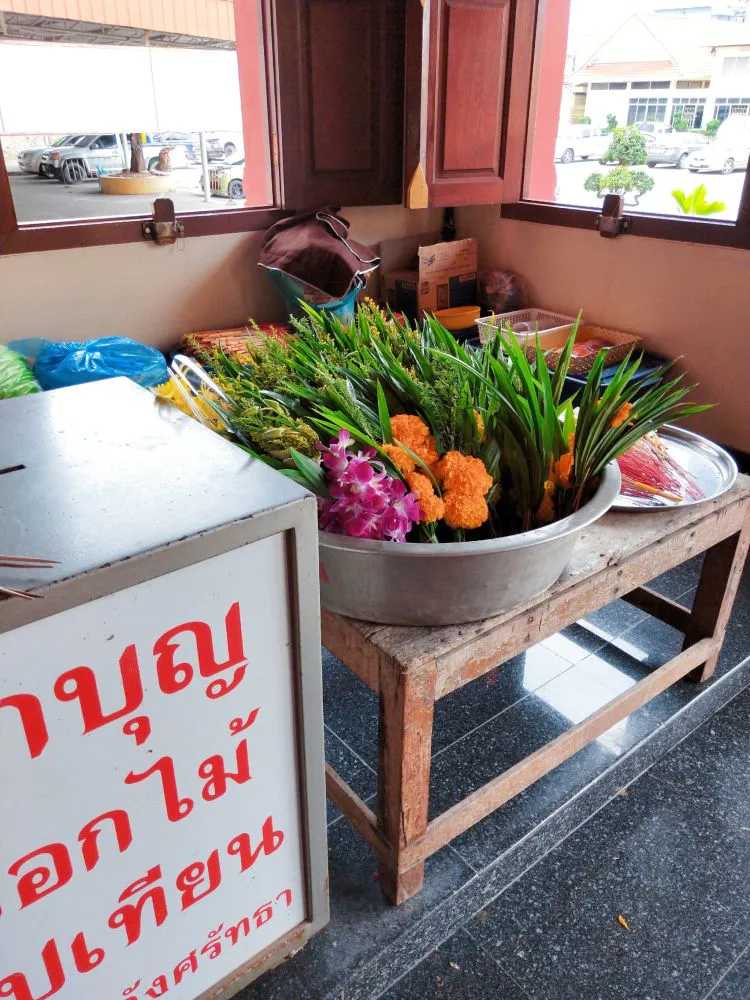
left=197, top=300, right=709, bottom=543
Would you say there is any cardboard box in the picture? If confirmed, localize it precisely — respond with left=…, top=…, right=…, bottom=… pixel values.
left=384, top=238, right=478, bottom=319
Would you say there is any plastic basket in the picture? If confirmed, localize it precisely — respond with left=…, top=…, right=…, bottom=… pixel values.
left=475, top=308, right=576, bottom=346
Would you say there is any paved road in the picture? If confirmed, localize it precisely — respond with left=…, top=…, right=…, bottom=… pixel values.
left=9, top=167, right=243, bottom=223
left=553, top=159, right=745, bottom=220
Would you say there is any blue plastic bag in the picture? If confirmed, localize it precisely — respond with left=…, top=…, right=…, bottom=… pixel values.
left=31, top=337, right=168, bottom=391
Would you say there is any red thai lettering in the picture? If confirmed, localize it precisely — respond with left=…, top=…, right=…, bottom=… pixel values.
left=152, top=602, right=247, bottom=701
left=252, top=901, right=273, bottom=927
left=173, top=951, right=197, bottom=986
left=0, top=694, right=48, bottom=760
left=175, top=849, right=222, bottom=910
left=0, top=939, right=65, bottom=999
left=228, top=707, right=260, bottom=735
left=224, top=918, right=250, bottom=946
left=226, top=816, right=285, bottom=872
left=123, top=715, right=152, bottom=746
left=108, top=867, right=168, bottom=946
left=78, top=809, right=133, bottom=872
left=70, top=931, right=104, bottom=973
left=54, top=644, right=143, bottom=734
left=276, top=888, right=293, bottom=908
left=124, top=757, right=193, bottom=822
left=200, top=925, right=224, bottom=961
left=145, top=975, right=169, bottom=998
left=198, top=739, right=251, bottom=802
left=8, top=844, right=73, bottom=909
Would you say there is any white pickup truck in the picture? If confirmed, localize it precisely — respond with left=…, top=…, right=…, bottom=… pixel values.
left=43, top=133, right=192, bottom=184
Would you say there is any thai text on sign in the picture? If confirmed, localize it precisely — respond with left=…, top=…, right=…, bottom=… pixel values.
left=0, top=536, right=307, bottom=999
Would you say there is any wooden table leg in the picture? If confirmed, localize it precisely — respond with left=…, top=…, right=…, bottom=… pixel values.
left=684, top=524, right=750, bottom=683
left=377, top=657, right=437, bottom=904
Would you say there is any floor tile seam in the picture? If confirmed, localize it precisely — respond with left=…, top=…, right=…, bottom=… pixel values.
left=429, top=660, right=580, bottom=762
left=325, top=723, right=379, bottom=776
left=368, top=927, right=476, bottom=1000
left=700, top=939, right=750, bottom=1000
left=461, top=924, right=537, bottom=1000
left=445, top=841, right=480, bottom=874
left=326, top=792, right=377, bottom=831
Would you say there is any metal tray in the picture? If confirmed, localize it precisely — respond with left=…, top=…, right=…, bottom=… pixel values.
left=614, top=425, right=737, bottom=511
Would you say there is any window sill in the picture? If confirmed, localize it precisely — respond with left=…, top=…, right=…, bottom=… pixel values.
left=501, top=201, right=750, bottom=250
left=0, top=206, right=289, bottom=255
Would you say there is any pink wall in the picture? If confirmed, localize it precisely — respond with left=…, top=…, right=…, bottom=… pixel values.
left=459, top=207, right=750, bottom=451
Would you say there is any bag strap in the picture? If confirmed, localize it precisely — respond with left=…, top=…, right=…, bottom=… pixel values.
left=314, top=211, right=381, bottom=267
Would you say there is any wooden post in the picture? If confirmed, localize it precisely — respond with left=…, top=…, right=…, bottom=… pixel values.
left=377, top=657, right=437, bottom=904
left=684, top=524, right=750, bottom=682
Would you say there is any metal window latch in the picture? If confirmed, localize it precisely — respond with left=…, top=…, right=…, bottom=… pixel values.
left=142, top=198, right=185, bottom=245
left=598, top=194, right=629, bottom=238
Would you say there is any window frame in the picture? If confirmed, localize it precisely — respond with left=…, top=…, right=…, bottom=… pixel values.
left=501, top=0, right=750, bottom=250
left=0, top=0, right=287, bottom=255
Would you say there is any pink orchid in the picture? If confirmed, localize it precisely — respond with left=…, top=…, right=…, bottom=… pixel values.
left=317, top=430, right=421, bottom=543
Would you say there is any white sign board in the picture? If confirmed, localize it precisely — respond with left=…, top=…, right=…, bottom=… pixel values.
left=0, top=535, right=307, bottom=999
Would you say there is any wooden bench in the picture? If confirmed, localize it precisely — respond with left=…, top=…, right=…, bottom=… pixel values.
left=322, top=476, right=750, bottom=904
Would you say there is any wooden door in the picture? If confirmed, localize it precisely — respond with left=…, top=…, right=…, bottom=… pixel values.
left=405, top=0, right=514, bottom=208
left=272, top=0, right=405, bottom=209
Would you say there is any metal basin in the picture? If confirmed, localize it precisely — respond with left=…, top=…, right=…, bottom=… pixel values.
left=319, top=463, right=622, bottom=626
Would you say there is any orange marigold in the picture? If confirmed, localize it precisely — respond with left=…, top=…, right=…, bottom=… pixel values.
left=381, top=443, right=415, bottom=476
left=406, top=471, right=445, bottom=523
left=611, top=402, right=634, bottom=429
left=553, top=451, right=574, bottom=489
left=390, top=414, right=439, bottom=466
left=536, top=481, right=556, bottom=525
left=444, top=492, right=489, bottom=531
left=434, top=451, right=493, bottom=497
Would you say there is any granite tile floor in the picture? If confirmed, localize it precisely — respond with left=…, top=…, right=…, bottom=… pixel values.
left=238, top=555, right=750, bottom=1000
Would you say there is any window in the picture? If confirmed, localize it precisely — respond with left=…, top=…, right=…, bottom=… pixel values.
left=502, top=0, right=750, bottom=248
left=590, top=82, right=628, bottom=91
left=676, top=79, right=710, bottom=89
left=627, top=97, right=668, bottom=124
left=631, top=80, right=671, bottom=90
left=723, top=56, right=750, bottom=76
left=671, top=98, right=706, bottom=128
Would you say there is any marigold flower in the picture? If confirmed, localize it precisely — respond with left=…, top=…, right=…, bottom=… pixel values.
left=536, top=480, right=556, bottom=525
left=611, top=402, right=634, bottom=429
left=444, top=492, right=489, bottom=530
left=434, top=452, right=493, bottom=497
left=381, top=443, right=415, bottom=476
left=406, top=470, right=445, bottom=523
left=554, top=451, right=574, bottom=489
left=390, top=414, right=440, bottom=466
left=433, top=450, right=494, bottom=530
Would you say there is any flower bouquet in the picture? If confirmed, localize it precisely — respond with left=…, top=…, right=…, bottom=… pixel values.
left=188, top=301, right=710, bottom=623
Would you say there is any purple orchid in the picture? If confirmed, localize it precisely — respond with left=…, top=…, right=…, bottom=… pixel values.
left=318, top=430, right=421, bottom=543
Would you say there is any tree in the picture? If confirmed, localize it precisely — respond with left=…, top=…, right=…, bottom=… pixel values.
left=129, top=133, right=145, bottom=174
left=606, top=112, right=618, bottom=132
left=705, top=118, right=721, bottom=138
left=672, top=184, right=726, bottom=216
left=584, top=167, right=654, bottom=205
left=671, top=110, right=690, bottom=132
left=600, top=126, right=648, bottom=166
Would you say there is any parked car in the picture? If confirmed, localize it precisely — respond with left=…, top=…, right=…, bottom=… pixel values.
left=686, top=116, right=750, bottom=174
left=203, top=159, right=244, bottom=199
left=646, top=130, right=708, bottom=168
left=206, top=133, right=244, bottom=162
left=49, top=133, right=190, bottom=183
left=555, top=126, right=611, bottom=164
left=17, top=135, right=81, bottom=175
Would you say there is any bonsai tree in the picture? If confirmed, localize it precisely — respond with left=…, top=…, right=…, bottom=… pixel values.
left=585, top=126, right=653, bottom=206
left=705, top=118, right=721, bottom=138
left=584, top=166, right=654, bottom=205
left=600, top=126, right=648, bottom=165
left=671, top=110, right=690, bottom=132
left=672, top=184, right=726, bottom=216
left=605, top=112, right=618, bottom=132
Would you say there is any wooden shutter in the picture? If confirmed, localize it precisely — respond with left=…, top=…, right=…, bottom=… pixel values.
left=405, top=0, right=514, bottom=208
left=272, top=0, right=405, bottom=209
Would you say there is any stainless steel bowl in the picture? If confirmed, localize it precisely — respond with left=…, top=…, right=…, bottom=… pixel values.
left=318, top=463, right=622, bottom=626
